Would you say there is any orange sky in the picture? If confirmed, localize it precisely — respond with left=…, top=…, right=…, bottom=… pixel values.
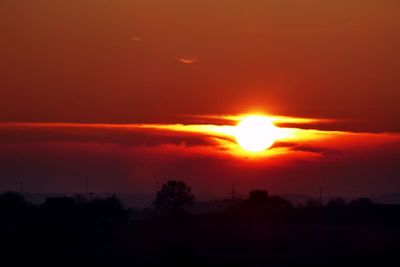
left=1, top=1, right=399, bottom=130
left=0, top=1, right=400, bottom=197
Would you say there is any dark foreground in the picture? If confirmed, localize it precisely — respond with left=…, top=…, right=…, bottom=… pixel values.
left=1, top=192, right=400, bottom=267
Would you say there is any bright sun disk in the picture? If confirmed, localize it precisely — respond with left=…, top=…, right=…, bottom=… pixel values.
left=234, top=115, right=279, bottom=152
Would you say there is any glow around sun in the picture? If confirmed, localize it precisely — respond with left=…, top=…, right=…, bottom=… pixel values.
left=234, top=115, right=279, bottom=152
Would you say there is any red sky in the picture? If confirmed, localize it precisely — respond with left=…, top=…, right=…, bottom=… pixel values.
left=0, top=1, right=399, bottom=198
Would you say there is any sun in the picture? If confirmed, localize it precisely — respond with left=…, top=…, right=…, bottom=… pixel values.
left=234, top=115, right=279, bottom=152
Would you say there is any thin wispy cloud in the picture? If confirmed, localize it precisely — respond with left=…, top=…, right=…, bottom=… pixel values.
left=131, top=36, right=143, bottom=42
left=176, top=57, right=198, bottom=64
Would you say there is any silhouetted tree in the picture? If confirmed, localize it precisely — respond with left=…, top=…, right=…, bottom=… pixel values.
left=248, top=189, right=269, bottom=205
left=0, top=192, right=30, bottom=222
left=233, top=190, right=293, bottom=219
left=0, top=191, right=28, bottom=210
left=153, top=180, right=194, bottom=212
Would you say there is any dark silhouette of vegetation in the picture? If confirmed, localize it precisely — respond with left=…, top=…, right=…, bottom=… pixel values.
left=1, top=189, right=400, bottom=267
left=0, top=191, right=28, bottom=210
left=305, top=198, right=322, bottom=207
left=73, top=193, right=88, bottom=204
left=327, top=197, right=347, bottom=207
left=248, top=189, right=269, bottom=204
left=0, top=191, right=31, bottom=223
left=236, top=189, right=293, bottom=213
left=153, top=180, right=194, bottom=213
left=349, top=197, right=374, bottom=207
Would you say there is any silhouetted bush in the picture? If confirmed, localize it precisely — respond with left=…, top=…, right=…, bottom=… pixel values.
left=73, top=193, right=88, bottom=204
left=43, top=196, right=74, bottom=211
left=349, top=197, right=374, bottom=207
left=327, top=197, right=347, bottom=207
left=232, top=190, right=293, bottom=221
left=305, top=198, right=322, bottom=208
left=268, top=195, right=294, bottom=210
left=90, top=195, right=128, bottom=222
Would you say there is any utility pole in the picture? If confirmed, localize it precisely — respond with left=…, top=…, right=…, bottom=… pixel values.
left=85, top=178, right=95, bottom=201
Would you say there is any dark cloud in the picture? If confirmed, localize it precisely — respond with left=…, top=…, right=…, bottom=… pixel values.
left=275, top=120, right=400, bottom=134
left=0, top=124, right=216, bottom=147
left=290, top=145, right=339, bottom=157
left=270, top=141, right=338, bottom=157
left=0, top=123, right=400, bottom=198
left=270, top=141, right=297, bottom=149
